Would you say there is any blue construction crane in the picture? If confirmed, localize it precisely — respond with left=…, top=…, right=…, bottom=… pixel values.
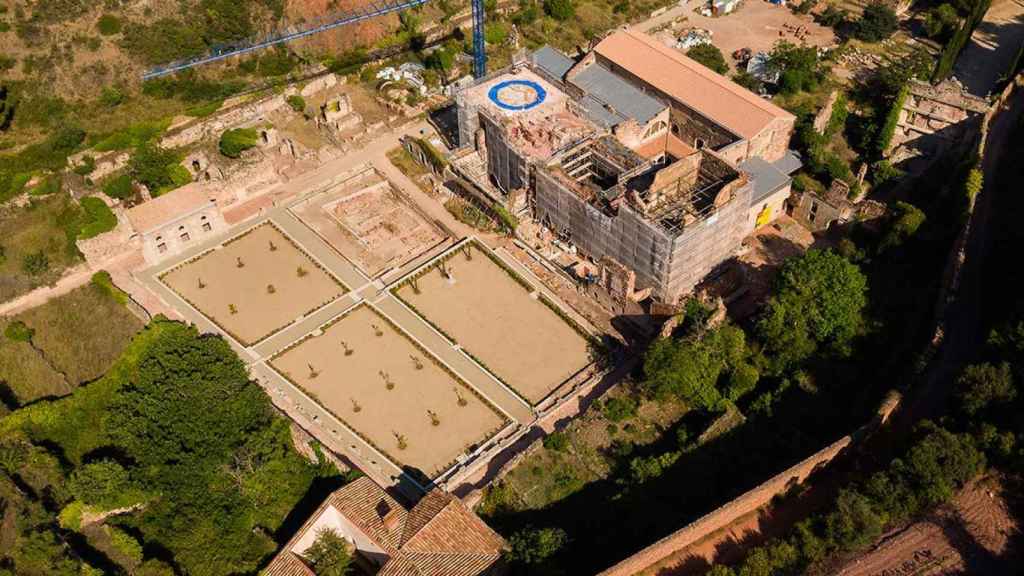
left=142, top=0, right=487, bottom=80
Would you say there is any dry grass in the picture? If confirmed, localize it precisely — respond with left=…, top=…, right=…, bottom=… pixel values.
left=394, top=244, right=591, bottom=405
left=0, top=281, right=143, bottom=406
left=269, top=304, right=507, bottom=479
left=161, top=223, right=346, bottom=346
left=0, top=196, right=83, bottom=303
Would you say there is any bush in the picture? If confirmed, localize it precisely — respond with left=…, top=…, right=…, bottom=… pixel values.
left=4, top=320, right=34, bottom=342
left=96, top=14, right=121, bottom=36
left=544, top=0, right=575, bottom=20
left=957, top=362, right=1015, bottom=416
left=726, top=363, right=760, bottom=400
left=687, top=44, right=729, bottom=74
left=73, top=155, right=96, bottom=176
left=78, top=197, right=118, bottom=239
left=286, top=94, right=305, bottom=113
left=102, top=174, right=135, bottom=200
left=128, top=143, right=182, bottom=192
left=877, top=201, right=925, bottom=253
left=506, top=526, right=568, bottom=565
left=818, top=4, right=849, bottom=26
left=602, top=396, right=638, bottom=422
left=543, top=430, right=570, bottom=452
left=21, top=250, right=50, bottom=276
left=219, top=128, right=260, bottom=158
left=855, top=2, right=899, bottom=42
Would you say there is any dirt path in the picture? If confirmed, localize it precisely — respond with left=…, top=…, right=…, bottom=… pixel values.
left=953, top=0, right=1024, bottom=98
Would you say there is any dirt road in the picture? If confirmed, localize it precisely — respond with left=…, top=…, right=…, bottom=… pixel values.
left=953, top=0, right=1024, bottom=98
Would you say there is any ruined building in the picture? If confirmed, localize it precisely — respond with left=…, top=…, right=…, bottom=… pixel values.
left=453, top=30, right=799, bottom=304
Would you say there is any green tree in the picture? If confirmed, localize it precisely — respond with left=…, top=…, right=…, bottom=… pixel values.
left=757, top=250, right=867, bottom=372
left=506, top=526, right=568, bottom=565
left=219, top=128, right=260, bottom=158
left=128, top=143, right=181, bottom=192
left=305, top=528, right=353, bottom=576
left=769, top=42, right=825, bottom=94
left=687, top=44, right=729, bottom=74
left=544, top=0, right=575, bottom=20
left=824, top=489, right=883, bottom=551
left=924, top=3, right=960, bottom=39
left=286, top=94, right=306, bottom=113
left=21, top=250, right=50, bottom=276
left=68, top=459, right=134, bottom=509
left=108, top=327, right=272, bottom=468
left=643, top=324, right=747, bottom=408
left=956, top=362, right=1016, bottom=416
left=855, top=2, right=899, bottom=42
left=877, top=201, right=925, bottom=253
left=900, top=422, right=985, bottom=506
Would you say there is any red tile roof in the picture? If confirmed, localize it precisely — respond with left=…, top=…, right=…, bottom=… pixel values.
left=264, top=477, right=505, bottom=576
left=594, top=30, right=794, bottom=139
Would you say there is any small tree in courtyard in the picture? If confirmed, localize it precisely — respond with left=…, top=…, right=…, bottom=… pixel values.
left=454, top=387, right=468, bottom=406
left=304, top=527, right=353, bottom=576
left=340, top=340, right=353, bottom=356
left=394, top=432, right=408, bottom=450
left=427, top=410, right=440, bottom=426
left=296, top=265, right=308, bottom=277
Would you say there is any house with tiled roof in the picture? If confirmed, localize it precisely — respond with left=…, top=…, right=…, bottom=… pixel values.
left=264, top=477, right=507, bottom=576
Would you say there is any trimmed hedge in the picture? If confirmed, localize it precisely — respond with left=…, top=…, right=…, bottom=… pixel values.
left=876, top=85, right=908, bottom=158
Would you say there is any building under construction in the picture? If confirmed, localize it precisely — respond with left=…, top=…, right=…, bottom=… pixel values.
left=453, top=30, right=798, bottom=304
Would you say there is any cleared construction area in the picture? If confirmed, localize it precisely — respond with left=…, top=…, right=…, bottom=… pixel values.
left=269, top=303, right=508, bottom=480
left=393, top=241, right=592, bottom=405
left=160, top=222, right=346, bottom=345
left=290, top=168, right=447, bottom=278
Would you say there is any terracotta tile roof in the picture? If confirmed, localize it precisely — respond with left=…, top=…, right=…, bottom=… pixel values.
left=264, top=477, right=505, bottom=576
left=594, top=30, right=794, bottom=139
left=125, top=184, right=212, bottom=234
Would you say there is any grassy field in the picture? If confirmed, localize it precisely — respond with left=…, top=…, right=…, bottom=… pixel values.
left=0, top=195, right=84, bottom=302
left=0, top=275, right=144, bottom=407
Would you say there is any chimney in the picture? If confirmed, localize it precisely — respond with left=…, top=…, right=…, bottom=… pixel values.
left=376, top=500, right=401, bottom=532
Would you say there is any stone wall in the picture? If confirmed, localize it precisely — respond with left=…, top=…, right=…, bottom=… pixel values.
left=596, top=391, right=903, bottom=576
left=160, top=94, right=289, bottom=150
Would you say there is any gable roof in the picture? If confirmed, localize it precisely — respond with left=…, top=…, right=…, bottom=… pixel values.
left=264, top=477, right=505, bottom=576
left=593, top=30, right=794, bottom=139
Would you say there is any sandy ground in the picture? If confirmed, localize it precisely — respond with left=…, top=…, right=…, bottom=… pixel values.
left=953, top=0, right=1024, bottom=98
left=291, top=171, right=446, bottom=278
left=835, top=475, right=1020, bottom=576
left=161, top=223, right=345, bottom=345
left=394, top=243, right=592, bottom=405
left=641, top=0, right=836, bottom=73
left=269, top=304, right=507, bottom=479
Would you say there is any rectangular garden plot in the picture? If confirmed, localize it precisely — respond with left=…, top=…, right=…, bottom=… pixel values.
left=393, top=242, right=592, bottom=405
left=269, top=304, right=508, bottom=480
left=160, top=222, right=345, bottom=346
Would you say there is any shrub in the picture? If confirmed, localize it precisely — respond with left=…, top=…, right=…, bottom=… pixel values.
left=129, top=143, right=182, bottom=192
left=304, top=528, right=353, bottom=576
left=100, top=86, right=125, bottom=107
left=505, top=526, right=568, bottom=565
left=855, top=2, right=899, bottom=42
left=29, top=175, right=61, bottom=196
left=102, top=174, right=135, bottom=200
left=4, top=320, right=34, bottom=342
left=543, top=430, right=570, bottom=452
left=877, top=201, right=925, bottom=253
left=107, top=526, right=143, bottom=566
left=964, top=168, right=983, bottom=205
left=73, top=155, right=96, bottom=176
left=957, top=362, right=1015, bottom=416
left=22, top=250, right=50, bottom=276
left=96, top=14, right=122, bottom=36
left=602, top=396, right=638, bottom=422
left=78, top=196, right=118, bottom=239
left=687, top=44, right=729, bottom=74
left=544, top=0, right=575, bottom=20
left=286, top=94, right=305, bottom=113
left=219, top=128, right=260, bottom=158
left=817, top=4, right=849, bottom=26
left=726, top=363, right=760, bottom=400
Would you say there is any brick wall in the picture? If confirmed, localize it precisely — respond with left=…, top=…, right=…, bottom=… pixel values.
left=597, top=394, right=902, bottom=576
